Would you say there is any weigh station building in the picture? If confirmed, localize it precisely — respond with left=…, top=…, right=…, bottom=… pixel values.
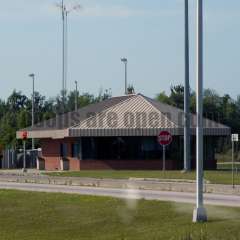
left=16, top=94, right=230, bottom=171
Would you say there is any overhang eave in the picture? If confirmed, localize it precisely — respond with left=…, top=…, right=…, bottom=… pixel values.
left=16, top=129, right=69, bottom=140
left=69, top=127, right=231, bottom=137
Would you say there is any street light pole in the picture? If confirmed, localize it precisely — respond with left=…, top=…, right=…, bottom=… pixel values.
left=121, top=58, right=128, bottom=95
left=184, top=0, right=191, bottom=171
left=193, top=0, right=207, bottom=223
left=29, top=73, right=35, bottom=150
left=75, top=81, right=78, bottom=111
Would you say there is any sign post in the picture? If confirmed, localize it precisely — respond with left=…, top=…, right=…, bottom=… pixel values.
left=162, top=145, right=166, bottom=171
left=21, top=131, right=28, bottom=173
left=231, top=134, right=238, bottom=189
left=158, top=131, right=173, bottom=171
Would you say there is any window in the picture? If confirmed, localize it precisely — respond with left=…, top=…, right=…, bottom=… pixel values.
left=60, top=143, right=67, bottom=158
left=72, top=143, right=80, bottom=158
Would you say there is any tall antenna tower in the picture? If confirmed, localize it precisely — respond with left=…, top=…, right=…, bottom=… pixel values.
left=56, top=1, right=81, bottom=112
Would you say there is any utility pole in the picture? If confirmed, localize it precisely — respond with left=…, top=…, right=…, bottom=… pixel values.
left=121, top=58, right=128, bottom=95
left=193, top=0, right=207, bottom=223
left=184, top=0, right=191, bottom=171
left=62, top=0, right=66, bottom=112
left=75, top=81, right=78, bottom=111
left=29, top=73, right=35, bottom=150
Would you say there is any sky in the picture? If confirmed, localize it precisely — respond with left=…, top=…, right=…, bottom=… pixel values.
left=0, top=0, right=240, bottom=100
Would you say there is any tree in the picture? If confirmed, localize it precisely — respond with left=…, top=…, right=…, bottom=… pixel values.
left=95, top=88, right=112, bottom=102
left=66, top=92, right=95, bottom=112
left=169, top=85, right=184, bottom=109
left=156, top=91, right=171, bottom=105
left=7, top=90, right=29, bottom=112
left=156, top=85, right=240, bottom=133
left=127, top=85, right=135, bottom=95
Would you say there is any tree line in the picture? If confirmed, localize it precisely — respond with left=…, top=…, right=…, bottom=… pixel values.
left=157, top=85, right=240, bottom=133
left=0, top=89, right=111, bottom=149
left=0, top=85, right=239, bottom=150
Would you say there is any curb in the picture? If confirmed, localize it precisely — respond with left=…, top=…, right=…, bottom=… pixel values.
left=0, top=175, right=239, bottom=196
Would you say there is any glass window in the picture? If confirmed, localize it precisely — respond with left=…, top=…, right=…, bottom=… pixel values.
left=72, top=143, right=80, bottom=158
left=60, top=143, right=67, bottom=157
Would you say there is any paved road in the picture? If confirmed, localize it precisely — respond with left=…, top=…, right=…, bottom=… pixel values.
left=0, top=181, right=240, bottom=207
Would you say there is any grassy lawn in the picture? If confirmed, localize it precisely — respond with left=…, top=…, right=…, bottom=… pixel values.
left=46, top=170, right=240, bottom=185
left=0, top=190, right=240, bottom=240
left=217, top=162, right=240, bottom=171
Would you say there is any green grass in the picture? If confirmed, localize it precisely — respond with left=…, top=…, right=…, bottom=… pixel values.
left=46, top=170, right=240, bottom=185
left=217, top=162, right=240, bottom=171
left=216, top=150, right=240, bottom=163
left=0, top=190, right=240, bottom=240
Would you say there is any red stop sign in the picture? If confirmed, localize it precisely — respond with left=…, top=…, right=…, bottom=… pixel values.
left=21, top=131, right=28, bottom=140
left=158, top=131, right=172, bottom=146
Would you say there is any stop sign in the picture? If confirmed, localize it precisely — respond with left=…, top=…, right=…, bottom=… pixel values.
left=21, top=131, right=28, bottom=140
left=158, top=131, right=172, bottom=146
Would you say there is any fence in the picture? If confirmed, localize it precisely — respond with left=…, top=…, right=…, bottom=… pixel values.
left=0, top=149, right=40, bottom=169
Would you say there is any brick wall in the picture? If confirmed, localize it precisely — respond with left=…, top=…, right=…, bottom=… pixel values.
left=41, top=138, right=178, bottom=171
left=79, top=159, right=176, bottom=170
left=40, top=138, right=216, bottom=171
left=41, top=138, right=82, bottom=171
left=41, top=156, right=177, bottom=171
left=68, top=157, right=81, bottom=170
left=44, top=157, right=61, bottom=171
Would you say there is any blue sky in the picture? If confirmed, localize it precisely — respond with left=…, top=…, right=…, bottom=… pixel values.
left=1, top=0, right=240, bottom=100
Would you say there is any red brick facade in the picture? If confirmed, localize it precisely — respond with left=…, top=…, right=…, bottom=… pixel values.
left=40, top=158, right=177, bottom=171
left=78, top=159, right=176, bottom=171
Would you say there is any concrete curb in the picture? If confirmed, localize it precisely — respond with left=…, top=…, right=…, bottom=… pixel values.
left=0, top=175, right=239, bottom=196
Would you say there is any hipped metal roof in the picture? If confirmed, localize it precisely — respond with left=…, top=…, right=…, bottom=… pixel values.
left=16, top=94, right=231, bottom=139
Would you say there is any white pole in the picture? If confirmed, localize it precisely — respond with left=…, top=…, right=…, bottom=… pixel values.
left=125, top=61, right=128, bottom=95
left=184, top=0, right=191, bottom=171
left=75, top=81, right=78, bottom=111
left=23, top=140, right=26, bottom=173
left=232, top=140, right=235, bottom=188
left=193, top=0, right=207, bottom=222
left=163, top=146, right=166, bottom=171
left=32, top=74, right=35, bottom=150
left=62, top=0, right=66, bottom=112
left=65, top=11, right=68, bottom=95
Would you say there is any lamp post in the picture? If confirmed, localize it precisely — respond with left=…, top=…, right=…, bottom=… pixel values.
left=29, top=73, right=35, bottom=150
left=75, top=81, right=78, bottom=111
left=193, top=0, right=207, bottom=223
left=184, top=0, right=191, bottom=171
left=121, top=58, right=128, bottom=95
